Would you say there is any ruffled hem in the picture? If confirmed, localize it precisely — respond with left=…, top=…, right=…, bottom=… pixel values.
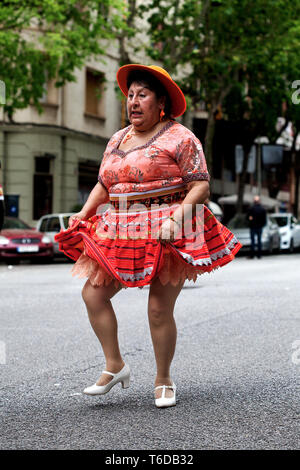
left=71, top=252, right=121, bottom=288
left=70, top=250, right=203, bottom=288
left=55, top=205, right=242, bottom=288
left=157, top=246, right=218, bottom=286
left=70, top=243, right=236, bottom=289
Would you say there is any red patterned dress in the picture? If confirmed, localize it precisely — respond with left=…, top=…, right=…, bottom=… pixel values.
left=55, top=121, right=242, bottom=288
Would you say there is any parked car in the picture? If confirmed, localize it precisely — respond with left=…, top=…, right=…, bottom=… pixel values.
left=0, top=216, right=53, bottom=263
left=207, top=201, right=223, bottom=221
left=36, top=213, right=74, bottom=255
left=269, top=213, right=300, bottom=252
left=227, top=213, right=281, bottom=254
left=0, top=183, right=4, bottom=231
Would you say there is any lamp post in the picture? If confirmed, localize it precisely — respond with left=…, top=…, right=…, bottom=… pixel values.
left=257, top=142, right=261, bottom=196
left=254, top=136, right=268, bottom=196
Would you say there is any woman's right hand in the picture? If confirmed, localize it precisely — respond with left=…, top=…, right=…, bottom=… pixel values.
left=68, top=211, right=88, bottom=228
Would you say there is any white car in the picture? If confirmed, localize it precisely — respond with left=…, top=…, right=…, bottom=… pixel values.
left=36, top=213, right=74, bottom=254
left=227, top=213, right=281, bottom=254
left=269, top=213, right=300, bottom=252
left=207, top=201, right=223, bottom=221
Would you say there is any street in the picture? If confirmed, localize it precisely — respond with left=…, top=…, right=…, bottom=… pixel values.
left=0, top=253, right=300, bottom=450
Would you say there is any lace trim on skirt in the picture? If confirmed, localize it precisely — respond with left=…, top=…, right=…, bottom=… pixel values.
left=71, top=247, right=217, bottom=288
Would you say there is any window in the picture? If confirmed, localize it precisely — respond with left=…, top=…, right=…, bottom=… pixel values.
left=85, top=69, right=105, bottom=118
left=63, top=216, right=71, bottom=229
left=39, top=218, right=49, bottom=232
left=47, top=217, right=60, bottom=232
left=35, top=157, right=50, bottom=173
left=272, top=216, right=288, bottom=227
left=78, top=161, right=99, bottom=205
left=40, top=73, right=59, bottom=106
left=292, top=216, right=298, bottom=225
left=3, top=217, right=30, bottom=230
left=33, top=156, right=53, bottom=220
left=227, top=214, right=249, bottom=229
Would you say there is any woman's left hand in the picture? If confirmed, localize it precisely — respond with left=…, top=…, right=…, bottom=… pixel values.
left=68, top=211, right=88, bottom=228
left=158, top=217, right=181, bottom=243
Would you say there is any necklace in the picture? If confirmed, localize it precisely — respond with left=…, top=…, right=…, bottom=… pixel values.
left=122, top=128, right=136, bottom=144
left=122, top=121, right=161, bottom=144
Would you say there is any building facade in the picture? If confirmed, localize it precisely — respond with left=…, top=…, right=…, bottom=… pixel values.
left=0, top=52, right=121, bottom=226
left=1, top=22, right=299, bottom=226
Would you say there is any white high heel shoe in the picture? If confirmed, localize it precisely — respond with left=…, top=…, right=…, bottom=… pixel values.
left=155, top=382, right=176, bottom=408
left=83, top=364, right=130, bottom=396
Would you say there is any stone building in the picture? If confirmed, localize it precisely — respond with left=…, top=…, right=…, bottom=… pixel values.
left=0, top=53, right=121, bottom=226
left=1, top=15, right=299, bottom=226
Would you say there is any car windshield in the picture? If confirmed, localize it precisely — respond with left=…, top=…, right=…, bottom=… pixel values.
left=63, top=216, right=71, bottom=229
left=2, top=217, right=31, bottom=230
left=270, top=216, right=288, bottom=227
left=227, top=214, right=249, bottom=229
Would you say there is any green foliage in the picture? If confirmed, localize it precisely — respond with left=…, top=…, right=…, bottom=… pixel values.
left=143, top=0, right=300, bottom=145
left=70, top=203, right=83, bottom=212
left=0, top=0, right=129, bottom=120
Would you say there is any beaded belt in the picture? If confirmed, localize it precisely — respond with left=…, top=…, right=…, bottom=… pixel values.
left=109, top=189, right=188, bottom=212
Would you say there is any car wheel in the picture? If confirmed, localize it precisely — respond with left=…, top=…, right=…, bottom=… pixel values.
left=32, top=256, right=54, bottom=264
left=267, top=239, right=273, bottom=255
left=289, top=239, right=294, bottom=253
left=5, top=258, right=20, bottom=265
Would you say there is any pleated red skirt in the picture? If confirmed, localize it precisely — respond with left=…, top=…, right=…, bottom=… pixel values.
left=55, top=191, right=242, bottom=288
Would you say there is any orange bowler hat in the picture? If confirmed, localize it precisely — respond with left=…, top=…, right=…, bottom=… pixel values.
left=116, top=64, right=186, bottom=118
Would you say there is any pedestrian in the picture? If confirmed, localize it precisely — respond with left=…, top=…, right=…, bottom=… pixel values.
left=55, top=64, right=242, bottom=408
left=247, top=195, right=267, bottom=259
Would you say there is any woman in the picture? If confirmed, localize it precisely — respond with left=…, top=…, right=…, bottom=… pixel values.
left=55, top=64, right=242, bottom=408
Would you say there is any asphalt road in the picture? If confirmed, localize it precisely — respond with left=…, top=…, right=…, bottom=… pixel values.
left=0, top=253, right=299, bottom=450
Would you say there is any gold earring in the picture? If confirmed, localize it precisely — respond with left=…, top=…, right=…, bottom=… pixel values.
left=159, top=109, right=165, bottom=121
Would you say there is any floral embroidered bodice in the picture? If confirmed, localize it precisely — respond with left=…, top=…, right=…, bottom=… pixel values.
left=98, top=121, right=210, bottom=194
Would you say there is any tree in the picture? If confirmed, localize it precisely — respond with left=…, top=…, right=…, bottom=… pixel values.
left=115, top=0, right=138, bottom=127
left=142, top=0, right=300, bottom=175
left=223, top=2, right=300, bottom=213
left=0, top=0, right=129, bottom=121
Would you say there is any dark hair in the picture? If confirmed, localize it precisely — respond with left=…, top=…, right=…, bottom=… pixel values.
left=127, top=70, right=172, bottom=118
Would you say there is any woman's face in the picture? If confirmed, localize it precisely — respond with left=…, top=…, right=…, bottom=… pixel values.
left=127, top=81, right=164, bottom=131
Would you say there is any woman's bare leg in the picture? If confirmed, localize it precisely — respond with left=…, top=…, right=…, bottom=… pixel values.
left=82, top=279, right=124, bottom=386
left=148, top=277, right=184, bottom=398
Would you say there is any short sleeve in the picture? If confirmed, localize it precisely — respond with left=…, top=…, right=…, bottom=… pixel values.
left=98, top=172, right=107, bottom=189
left=96, top=128, right=128, bottom=190
left=97, top=158, right=108, bottom=189
left=174, top=136, right=210, bottom=183
left=97, top=139, right=115, bottom=190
